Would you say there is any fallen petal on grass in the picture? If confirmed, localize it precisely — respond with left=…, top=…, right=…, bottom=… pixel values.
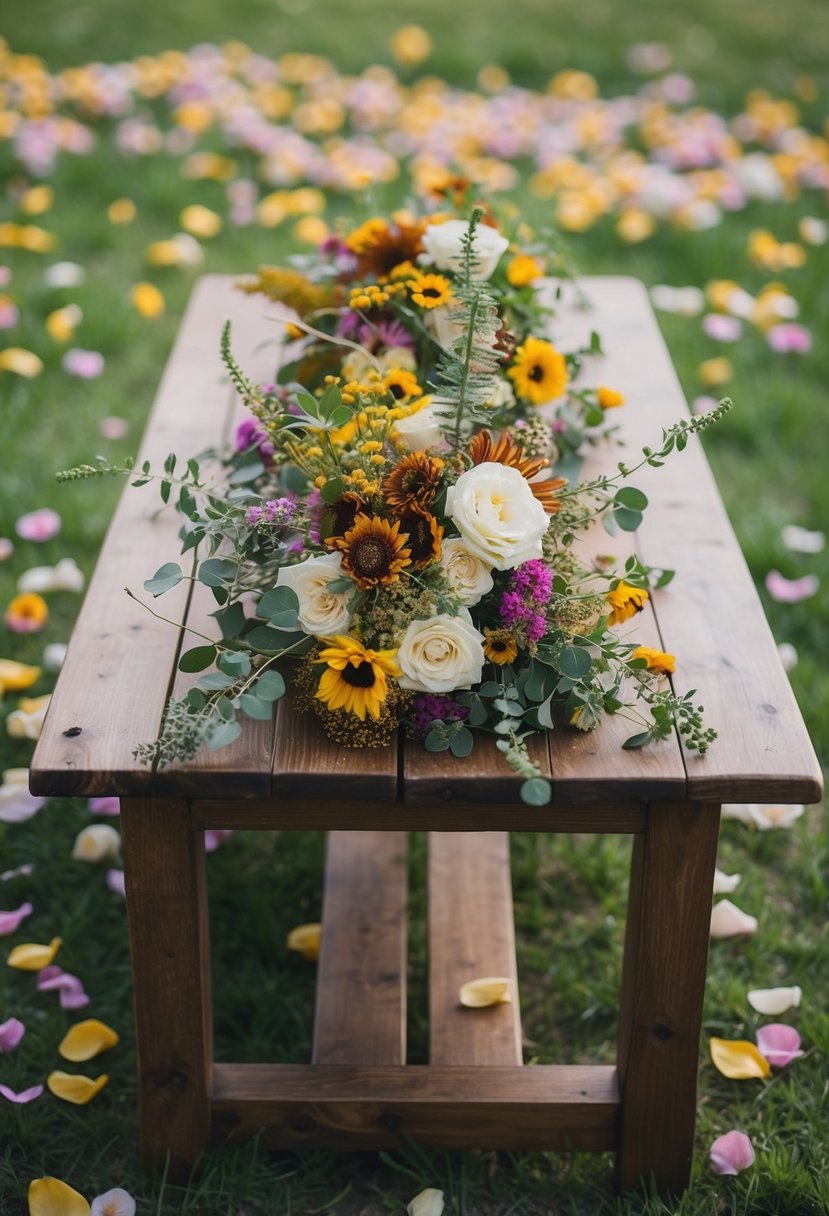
left=710, top=899, right=757, bottom=938
left=205, top=828, right=233, bottom=852
left=1, top=1082, right=43, bottom=1104
left=0, top=770, right=45, bottom=823
left=781, top=525, right=825, bottom=554
left=713, top=868, right=741, bottom=894
left=90, top=1189, right=136, bottom=1216
left=0, top=1015, right=26, bottom=1050
left=747, top=985, right=802, bottom=1015
left=459, top=977, right=512, bottom=1007
left=407, top=1188, right=445, bottom=1216
left=62, top=349, right=105, bottom=379
left=47, top=1070, right=109, bottom=1105
left=6, top=695, right=51, bottom=741
left=755, top=1023, right=804, bottom=1067
left=710, top=1129, right=755, bottom=1175
left=0, top=901, right=34, bottom=936
left=99, top=416, right=129, bottom=440
left=15, top=509, right=61, bottom=543
left=58, top=1019, right=119, bottom=1062
left=0, top=659, right=41, bottom=694
left=37, top=965, right=90, bottom=1009
left=765, top=569, right=819, bottom=603
left=72, top=825, right=121, bottom=863
left=0, top=347, right=44, bottom=377
left=106, top=869, right=126, bottom=898
left=8, top=936, right=61, bottom=971
left=130, top=281, right=165, bottom=318
left=28, top=1176, right=90, bottom=1215
left=710, top=1037, right=771, bottom=1079
left=286, top=923, right=322, bottom=961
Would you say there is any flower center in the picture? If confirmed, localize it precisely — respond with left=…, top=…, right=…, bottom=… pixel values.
left=389, top=382, right=406, bottom=399
left=528, top=363, right=544, bottom=382
left=421, top=286, right=441, bottom=299
left=341, top=660, right=378, bottom=688
left=351, top=536, right=394, bottom=577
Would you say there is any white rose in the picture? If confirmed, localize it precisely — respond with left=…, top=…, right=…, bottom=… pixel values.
left=421, top=219, right=509, bottom=281
left=425, top=303, right=465, bottom=351
left=72, top=824, right=121, bottom=863
left=340, top=348, right=377, bottom=383
left=392, top=400, right=445, bottom=452
left=397, top=610, right=485, bottom=693
left=276, top=553, right=353, bottom=637
left=445, top=462, right=548, bottom=570
left=378, top=345, right=417, bottom=372
left=439, top=538, right=494, bottom=606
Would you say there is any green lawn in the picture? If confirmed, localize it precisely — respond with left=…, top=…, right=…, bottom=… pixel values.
left=1, top=3, right=827, bottom=1213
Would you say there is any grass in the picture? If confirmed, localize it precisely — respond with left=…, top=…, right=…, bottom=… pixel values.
left=1, top=1, right=828, bottom=1212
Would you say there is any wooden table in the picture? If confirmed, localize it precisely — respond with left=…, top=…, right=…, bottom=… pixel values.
left=30, top=275, right=823, bottom=1196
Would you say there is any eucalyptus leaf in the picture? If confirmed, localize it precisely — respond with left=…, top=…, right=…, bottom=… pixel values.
left=558, top=645, right=592, bottom=680
left=258, top=585, right=300, bottom=618
left=198, top=557, right=237, bottom=588
left=144, top=562, right=183, bottom=596
left=520, top=777, right=552, bottom=806
left=237, top=693, right=273, bottom=720
left=206, top=720, right=242, bottom=751
left=196, top=671, right=237, bottom=691
left=178, top=645, right=217, bottom=673
left=254, top=670, right=286, bottom=701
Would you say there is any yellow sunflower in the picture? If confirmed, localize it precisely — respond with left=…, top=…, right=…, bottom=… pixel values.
left=329, top=513, right=412, bottom=588
left=631, top=645, right=676, bottom=674
left=483, top=629, right=519, bottom=665
left=393, top=506, right=443, bottom=569
left=508, top=336, right=569, bottom=405
left=409, top=272, right=454, bottom=309
left=315, top=635, right=400, bottom=721
left=382, top=451, right=444, bottom=510
left=606, top=582, right=649, bottom=625
left=382, top=367, right=422, bottom=402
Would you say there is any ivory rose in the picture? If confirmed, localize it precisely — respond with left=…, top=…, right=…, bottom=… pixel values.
left=277, top=553, right=353, bottom=637
left=397, top=611, right=485, bottom=693
left=439, top=538, right=494, bottom=606
left=421, top=219, right=509, bottom=280
left=445, top=462, right=549, bottom=570
left=392, top=400, right=444, bottom=451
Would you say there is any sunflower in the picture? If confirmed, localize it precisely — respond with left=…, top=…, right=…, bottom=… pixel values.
left=382, top=367, right=422, bottom=402
left=606, top=581, right=649, bottom=625
left=631, top=645, right=676, bottom=674
left=409, top=272, right=454, bottom=310
left=508, top=336, right=569, bottom=405
left=346, top=218, right=426, bottom=280
left=467, top=430, right=566, bottom=513
left=329, top=513, right=412, bottom=588
left=382, top=451, right=444, bottom=510
left=319, top=491, right=367, bottom=543
left=315, top=635, right=400, bottom=721
left=394, top=506, right=443, bottom=569
left=483, top=628, right=519, bottom=665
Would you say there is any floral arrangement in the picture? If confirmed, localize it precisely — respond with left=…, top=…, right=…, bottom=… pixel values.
left=60, top=201, right=727, bottom=805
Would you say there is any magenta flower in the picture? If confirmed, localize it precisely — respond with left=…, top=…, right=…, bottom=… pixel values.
left=710, top=1130, right=755, bottom=1175
left=755, top=1023, right=804, bottom=1067
left=0, top=1082, right=43, bottom=1104
left=88, top=796, right=121, bottom=817
left=765, top=569, right=819, bottom=603
left=62, top=348, right=105, bottom=379
left=0, top=1016, right=25, bottom=1051
left=767, top=324, right=812, bottom=354
left=0, top=901, right=33, bottom=936
left=14, top=508, right=61, bottom=543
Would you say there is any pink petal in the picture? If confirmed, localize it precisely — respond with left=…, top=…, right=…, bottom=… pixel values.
left=62, top=348, right=105, bottom=378
left=756, top=1023, right=804, bottom=1067
left=710, top=1130, right=755, bottom=1175
left=767, top=324, right=812, bottom=354
left=0, top=538, right=14, bottom=560
left=0, top=1016, right=26, bottom=1051
left=0, top=1082, right=44, bottom=1103
left=765, top=569, right=819, bottom=603
left=99, top=415, right=129, bottom=439
left=106, top=869, right=126, bottom=898
left=89, top=796, right=121, bottom=817
left=0, top=901, right=33, bottom=935
left=14, top=508, right=62, bottom=543
left=0, top=299, right=19, bottom=329
left=205, top=829, right=233, bottom=853
left=0, top=788, right=46, bottom=824
left=702, top=313, right=743, bottom=342
left=36, top=965, right=90, bottom=1009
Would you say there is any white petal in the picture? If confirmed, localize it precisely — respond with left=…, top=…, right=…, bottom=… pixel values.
left=72, top=825, right=121, bottom=863
left=748, top=804, right=805, bottom=831
left=710, top=899, right=758, bottom=939
left=407, top=1189, right=445, bottom=1216
left=91, top=1188, right=136, bottom=1216
left=777, top=642, right=798, bottom=671
left=713, top=868, right=741, bottom=895
left=720, top=804, right=754, bottom=824
left=781, top=525, right=825, bottom=554
left=747, top=985, right=802, bottom=1015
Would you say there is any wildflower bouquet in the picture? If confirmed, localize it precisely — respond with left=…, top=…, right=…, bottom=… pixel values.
left=62, top=205, right=725, bottom=805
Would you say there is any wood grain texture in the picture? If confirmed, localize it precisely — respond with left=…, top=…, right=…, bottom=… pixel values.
left=120, top=798, right=212, bottom=1180
left=211, top=1062, right=619, bottom=1151
left=428, top=833, right=522, bottom=1065
left=403, top=733, right=551, bottom=804
left=615, top=800, right=721, bottom=1194
left=190, top=797, right=647, bottom=834
left=313, top=831, right=408, bottom=1065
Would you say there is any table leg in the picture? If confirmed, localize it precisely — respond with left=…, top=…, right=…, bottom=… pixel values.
left=121, top=797, right=212, bottom=1179
left=616, top=800, right=720, bottom=1194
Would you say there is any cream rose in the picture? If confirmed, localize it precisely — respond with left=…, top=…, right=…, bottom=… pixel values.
left=439, top=538, right=494, bottom=606
left=276, top=552, right=353, bottom=637
left=421, top=219, right=509, bottom=281
left=396, top=611, right=485, bottom=693
left=392, top=399, right=445, bottom=451
left=445, top=462, right=548, bottom=570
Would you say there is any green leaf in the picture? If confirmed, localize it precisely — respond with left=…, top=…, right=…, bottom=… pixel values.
left=198, top=557, right=237, bottom=588
left=558, top=645, right=592, bottom=679
left=536, top=695, right=556, bottom=730
left=258, top=586, right=300, bottom=617
left=614, top=486, right=648, bottom=510
left=144, top=562, right=183, bottom=596
left=254, top=670, right=286, bottom=701
left=320, top=477, right=345, bottom=504
left=178, top=645, right=217, bottom=673
left=280, top=464, right=308, bottom=494
left=187, top=458, right=200, bottom=480
left=424, top=726, right=451, bottom=752
left=622, top=730, right=654, bottom=750
left=227, top=461, right=265, bottom=485
left=523, top=660, right=557, bottom=702
left=216, top=696, right=235, bottom=721
left=185, top=688, right=206, bottom=710
left=296, top=390, right=321, bottom=417
left=247, top=625, right=300, bottom=652
left=206, top=720, right=242, bottom=751
left=613, top=506, right=643, bottom=532
left=476, top=681, right=501, bottom=698
left=197, top=671, right=237, bottom=691
left=212, top=601, right=246, bottom=638
left=466, top=697, right=488, bottom=727
left=520, top=777, right=552, bottom=806
left=449, top=727, right=474, bottom=758
left=163, top=452, right=177, bottom=476
left=237, top=693, right=273, bottom=720
left=178, top=486, right=197, bottom=518
left=160, top=479, right=171, bottom=504
left=218, top=650, right=251, bottom=678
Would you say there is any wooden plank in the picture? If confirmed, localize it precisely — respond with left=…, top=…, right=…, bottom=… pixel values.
left=190, top=797, right=647, bottom=834
left=616, top=800, right=721, bottom=1194
left=428, top=833, right=522, bottom=1065
left=313, top=831, right=408, bottom=1065
left=120, top=798, right=212, bottom=1181
left=211, top=1062, right=619, bottom=1151
left=403, top=733, right=551, bottom=804
left=554, top=277, right=822, bottom=805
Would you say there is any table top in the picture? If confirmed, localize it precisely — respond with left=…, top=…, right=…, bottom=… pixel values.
left=29, top=275, right=823, bottom=809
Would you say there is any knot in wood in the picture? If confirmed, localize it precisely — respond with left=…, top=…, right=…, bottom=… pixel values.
left=652, top=1022, right=673, bottom=1041
left=62, top=726, right=83, bottom=738
left=377, top=1111, right=402, bottom=1131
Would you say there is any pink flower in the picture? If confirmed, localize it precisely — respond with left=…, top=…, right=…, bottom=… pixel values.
left=0, top=1082, right=43, bottom=1103
left=0, top=1016, right=25, bottom=1051
left=710, top=1130, right=755, bottom=1175
left=755, top=1023, right=804, bottom=1067
left=0, top=901, right=33, bottom=936
left=702, top=313, right=743, bottom=342
left=36, top=964, right=90, bottom=1010
left=89, top=796, right=121, bottom=817
left=767, top=324, right=812, bottom=354
left=205, top=829, right=233, bottom=852
left=15, top=508, right=61, bottom=543
left=0, top=538, right=13, bottom=560
left=106, top=869, right=126, bottom=898
left=62, top=348, right=105, bottom=378
left=765, top=569, right=819, bottom=603
left=0, top=298, right=19, bottom=330
left=99, top=415, right=129, bottom=439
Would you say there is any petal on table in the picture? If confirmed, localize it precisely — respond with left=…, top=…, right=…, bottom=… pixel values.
left=459, top=976, right=512, bottom=1007
left=710, top=1129, right=755, bottom=1175
left=58, top=1019, right=119, bottom=1062
left=710, top=1037, right=771, bottom=1079
left=47, top=1070, right=109, bottom=1105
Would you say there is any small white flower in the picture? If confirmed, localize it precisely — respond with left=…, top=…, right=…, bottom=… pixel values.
left=446, top=462, right=548, bottom=570
left=421, top=218, right=509, bottom=280
left=710, top=899, right=758, bottom=939
left=276, top=552, right=354, bottom=638
left=397, top=611, right=485, bottom=693
left=439, top=538, right=494, bottom=606
left=18, top=557, right=85, bottom=594
left=72, top=824, right=122, bottom=863
left=747, top=985, right=802, bottom=1015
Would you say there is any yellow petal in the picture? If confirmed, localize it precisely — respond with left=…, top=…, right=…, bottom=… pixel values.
left=46, top=1070, right=109, bottom=1105
left=107, top=197, right=136, bottom=225
left=293, top=216, right=329, bottom=245
left=0, top=347, right=44, bottom=378
left=179, top=204, right=222, bottom=239
left=21, top=185, right=54, bottom=215
left=28, top=1176, right=90, bottom=1216
left=286, top=923, right=321, bottom=961
left=7, top=937, right=61, bottom=971
left=710, top=1037, right=771, bottom=1080
left=459, top=976, right=512, bottom=1008
left=130, top=282, right=165, bottom=318
left=46, top=304, right=82, bottom=342
left=58, top=1019, right=119, bottom=1062
left=0, top=659, right=41, bottom=695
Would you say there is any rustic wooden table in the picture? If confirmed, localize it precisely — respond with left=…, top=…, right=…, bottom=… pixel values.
left=30, top=276, right=823, bottom=1195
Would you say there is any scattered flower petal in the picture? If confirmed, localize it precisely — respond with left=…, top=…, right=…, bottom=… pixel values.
left=44, top=261, right=85, bottom=288
left=58, top=1018, right=119, bottom=1062
left=0, top=347, right=44, bottom=378
left=747, top=985, right=802, bottom=1015
left=0, top=538, right=13, bottom=560
left=18, top=558, right=84, bottom=594
left=204, top=828, right=233, bottom=852
left=0, top=295, right=19, bottom=329
left=765, top=569, right=819, bottom=603
left=43, top=643, right=68, bottom=671
left=799, top=216, right=827, bottom=246
left=99, top=416, right=129, bottom=439
left=0, top=1016, right=26, bottom=1051
left=710, top=899, right=757, bottom=938
left=180, top=204, right=222, bottom=238
left=1, top=862, right=34, bottom=881
left=28, top=1176, right=91, bottom=1216
left=697, top=356, right=733, bottom=387
left=723, top=802, right=806, bottom=830
left=6, top=695, right=51, bottom=740
left=767, top=323, right=812, bottom=354
left=0, top=1082, right=43, bottom=1104
left=62, top=348, right=105, bottom=379
left=5, top=592, right=49, bottom=633
left=37, top=965, right=90, bottom=1010
left=0, top=769, right=45, bottom=824
left=130, top=282, right=165, bottom=318
left=407, top=1189, right=445, bottom=1216
left=0, top=659, right=41, bottom=695
left=286, top=923, right=322, bottom=961
left=72, top=825, right=121, bottom=863
left=777, top=642, right=798, bottom=671
left=7, top=936, right=62, bottom=971
left=713, top=868, right=741, bottom=895
left=47, top=1070, right=109, bottom=1105
left=755, top=1023, right=804, bottom=1067
left=781, top=525, right=824, bottom=554
left=89, top=796, right=120, bottom=817
left=106, top=869, right=126, bottom=898
left=710, top=1037, right=770, bottom=1079
left=108, top=198, right=136, bottom=225
left=459, top=976, right=512, bottom=1007
left=710, top=1130, right=755, bottom=1175
left=702, top=313, right=742, bottom=342
left=46, top=304, right=83, bottom=342
left=15, top=509, right=61, bottom=543
left=0, top=901, right=34, bottom=936
left=91, top=1189, right=136, bottom=1216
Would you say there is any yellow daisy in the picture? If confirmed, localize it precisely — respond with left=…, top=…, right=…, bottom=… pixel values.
left=508, top=336, right=569, bottom=404
left=606, top=582, right=649, bottom=625
left=409, top=272, right=453, bottom=309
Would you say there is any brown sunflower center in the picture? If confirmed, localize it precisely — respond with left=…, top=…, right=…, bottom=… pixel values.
left=401, top=469, right=427, bottom=492
left=388, top=382, right=406, bottom=399
left=489, top=638, right=510, bottom=653
left=341, top=660, right=378, bottom=688
left=528, top=363, right=544, bottom=382
left=421, top=286, right=441, bottom=299
left=351, top=536, right=395, bottom=578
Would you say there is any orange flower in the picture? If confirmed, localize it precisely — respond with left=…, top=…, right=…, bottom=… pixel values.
left=328, top=514, right=412, bottom=589
left=5, top=592, right=48, bottom=633
left=607, top=582, right=649, bottom=625
left=597, top=385, right=625, bottom=409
